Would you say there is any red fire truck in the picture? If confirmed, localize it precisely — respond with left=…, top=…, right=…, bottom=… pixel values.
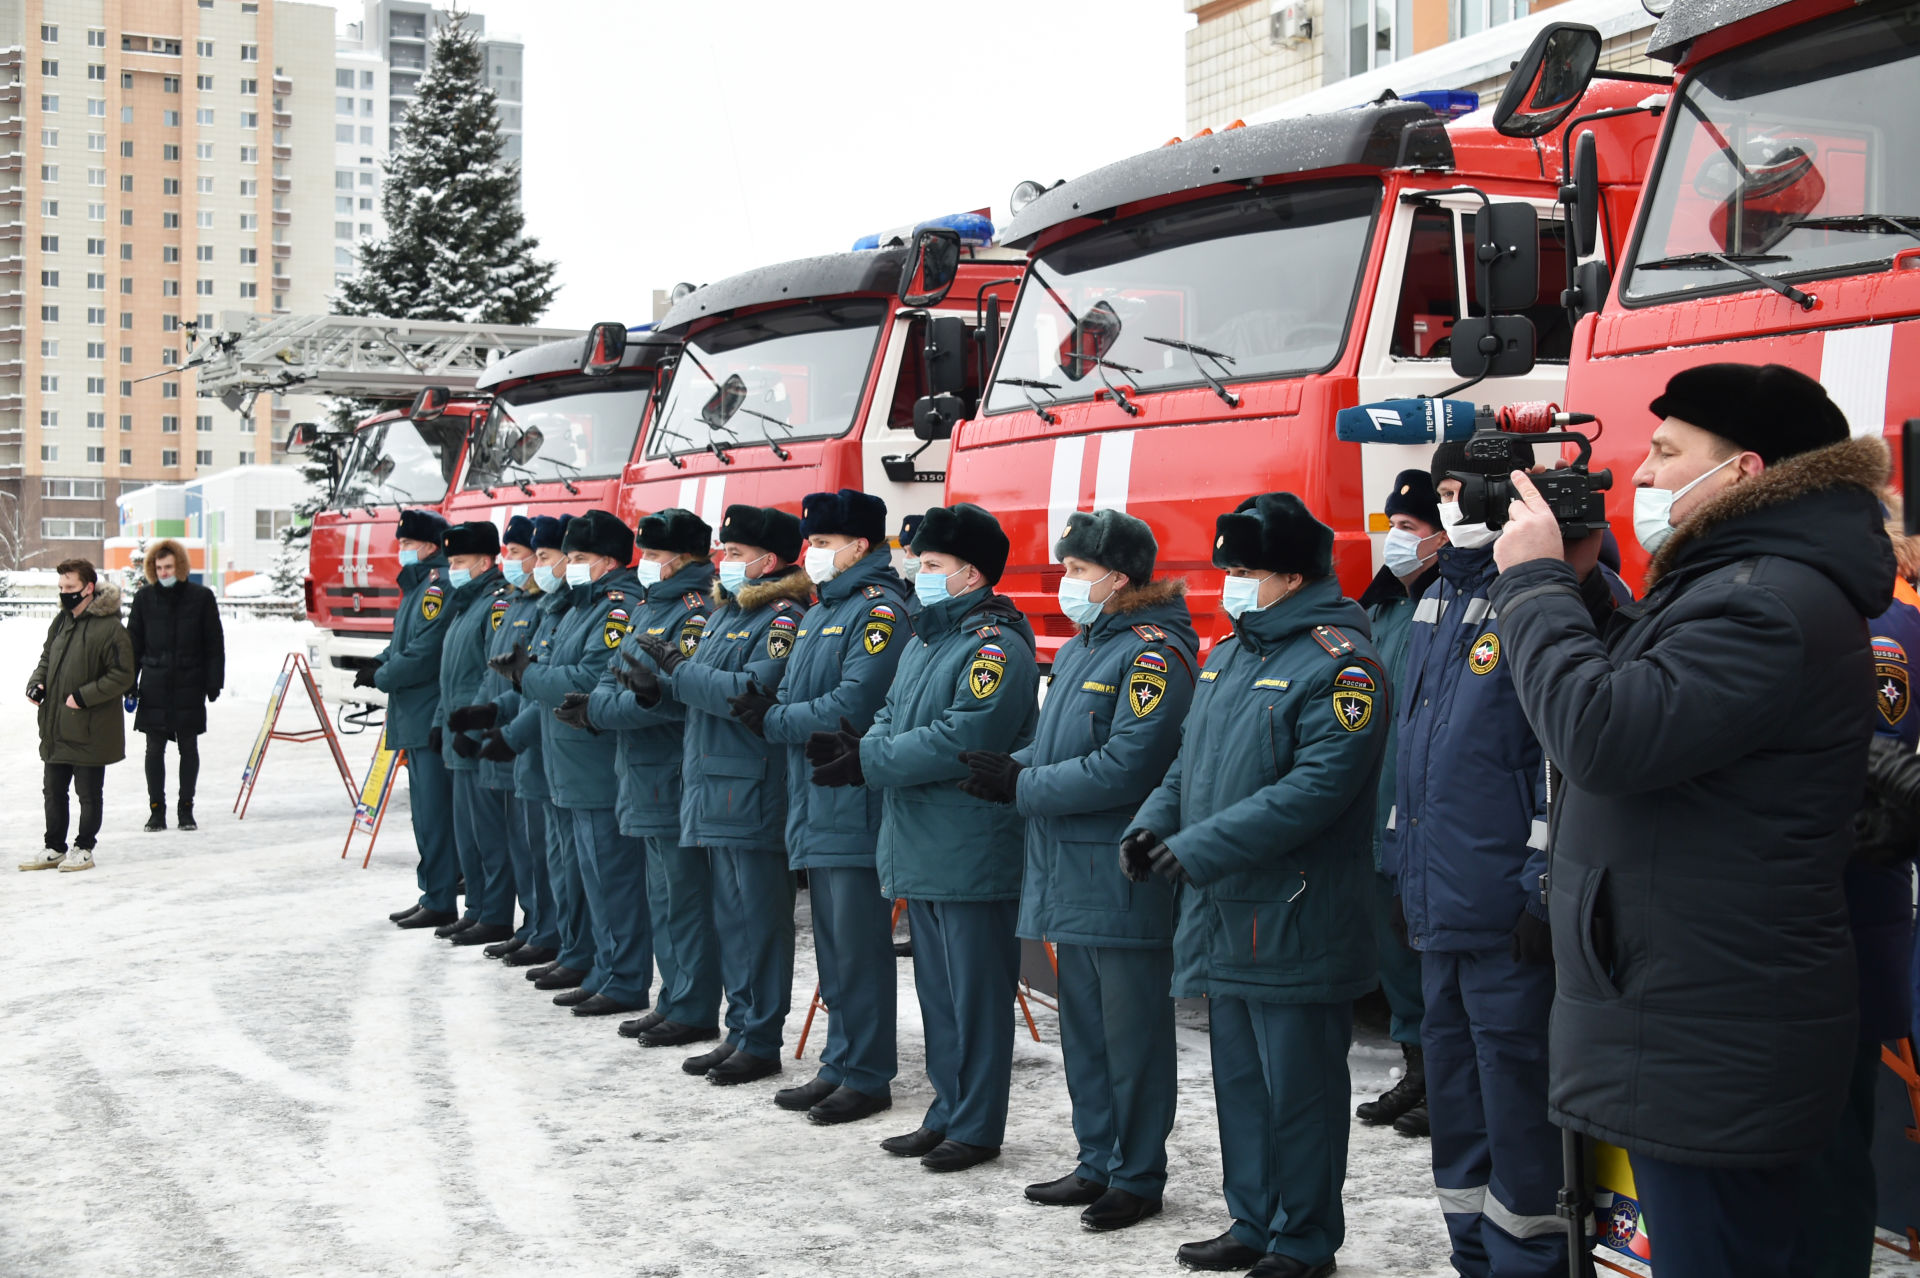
left=942, top=85, right=1662, bottom=659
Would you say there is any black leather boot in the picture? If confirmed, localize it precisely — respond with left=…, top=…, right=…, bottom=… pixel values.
left=1356, top=1043, right=1425, bottom=1126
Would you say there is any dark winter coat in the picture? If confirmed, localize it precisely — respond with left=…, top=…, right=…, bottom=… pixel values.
left=371, top=553, right=451, bottom=751
left=474, top=584, right=544, bottom=792
left=586, top=559, right=714, bottom=840
left=128, top=580, right=224, bottom=738
left=495, top=590, right=567, bottom=803
left=432, top=568, right=508, bottom=771
left=762, top=551, right=912, bottom=870
left=1130, top=575, right=1386, bottom=1005
left=1015, top=580, right=1198, bottom=949
left=860, top=591, right=1039, bottom=903
left=32, top=583, right=135, bottom=767
left=668, top=568, right=811, bottom=852
left=1361, top=563, right=1434, bottom=872
left=520, top=568, right=639, bottom=811
left=1488, top=435, right=1896, bottom=1168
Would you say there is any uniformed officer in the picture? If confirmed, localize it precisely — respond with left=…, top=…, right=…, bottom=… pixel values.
left=429, top=520, right=514, bottom=946
left=1129, top=493, right=1386, bottom=1278
left=1353, top=470, right=1443, bottom=1134
left=629, top=503, right=808, bottom=1085
left=584, top=508, right=723, bottom=1049
left=812, top=502, right=1038, bottom=1173
left=372, top=508, right=462, bottom=931
left=455, top=515, right=560, bottom=965
left=737, top=489, right=911, bottom=1125
left=960, top=506, right=1198, bottom=1228
left=498, top=509, right=652, bottom=1019
left=1390, top=439, right=1594, bottom=1278
left=961, top=509, right=1196, bottom=1228
left=479, top=516, right=595, bottom=983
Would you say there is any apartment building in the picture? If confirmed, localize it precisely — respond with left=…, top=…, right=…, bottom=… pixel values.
left=1, top=0, right=334, bottom=568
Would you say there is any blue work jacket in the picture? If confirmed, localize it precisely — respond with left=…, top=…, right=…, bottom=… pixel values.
left=433, top=568, right=508, bottom=772
left=371, top=552, right=450, bottom=751
left=519, top=567, right=640, bottom=811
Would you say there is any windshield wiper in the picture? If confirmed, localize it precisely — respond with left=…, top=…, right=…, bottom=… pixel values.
left=1075, top=355, right=1143, bottom=418
left=736, top=407, right=793, bottom=460
left=1144, top=335, right=1239, bottom=407
left=541, top=455, right=584, bottom=495
left=1785, top=214, right=1920, bottom=248
left=998, top=377, right=1062, bottom=425
left=1633, top=251, right=1814, bottom=310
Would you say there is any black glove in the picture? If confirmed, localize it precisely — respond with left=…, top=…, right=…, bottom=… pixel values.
left=1511, top=909, right=1553, bottom=966
left=427, top=726, right=443, bottom=753
left=555, top=691, right=596, bottom=733
left=488, top=643, right=535, bottom=690
left=1148, top=840, right=1191, bottom=886
left=617, top=653, right=662, bottom=707
left=26, top=682, right=45, bottom=704
left=636, top=633, right=687, bottom=677
left=206, top=689, right=220, bottom=704
left=353, top=665, right=377, bottom=689
left=1119, top=829, right=1160, bottom=883
left=478, top=727, right=516, bottom=763
left=808, top=716, right=865, bottom=788
left=448, top=703, right=497, bottom=733
left=957, top=751, right=1022, bottom=804
left=1389, top=893, right=1409, bottom=945
left=451, top=732, right=481, bottom=759
left=728, top=681, right=777, bottom=737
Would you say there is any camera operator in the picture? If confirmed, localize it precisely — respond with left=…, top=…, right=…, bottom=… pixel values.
left=1488, top=363, right=1895, bottom=1278
left=1387, top=437, right=1627, bottom=1278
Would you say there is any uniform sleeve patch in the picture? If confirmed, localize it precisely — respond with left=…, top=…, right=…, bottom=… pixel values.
left=1468, top=633, right=1501, bottom=676
left=1873, top=636, right=1907, bottom=664
left=862, top=611, right=894, bottom=655
left=767, top=613, right=798, bottom=660
left=1875, top=636, right=1910, bottom=725
left=603, top=609, right=634, bottom=649
left=1127, top=668, right=1168, bottom=717
left=679, top=614, right=707, bottom=657
left=968, top=654, right=1006, bottom=699
left=976, top=642, right=1006, bottom=662
left=1333, top=665, right=1376, bottom=692
left=869, top=603, right=897, bottom=621
left=489, top=599, right=509, bottom=631
left=1332, top=687, right=1374, bottom=732
left=1132, top=650, right=1169, bottom=674
left=420, top=584, right=444, bottom=621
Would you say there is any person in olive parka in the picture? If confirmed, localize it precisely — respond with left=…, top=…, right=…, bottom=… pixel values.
left=498, top=509, right=651, bottom=1019
left=1128, top=493, right=1388, bottom=1278
left=737, top=489, right=911, bottom=1126
left=629, top=503, right=810, bottom=1086
left=584, top=508, right=722, bottom=1049
left=961, top=509, right=1197, bottom=1230
left=454, top=515, right=560, bottom=965
left=811, top=502, right=1039, bottom=1174
left=429, top=520, right=514, bottom=946
left=372, top=509, right=463, bottom=931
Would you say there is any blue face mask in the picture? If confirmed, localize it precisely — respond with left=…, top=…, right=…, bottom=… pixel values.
left=564, top=562, right=593, bottom=589
left=501, top=558, right=528, bottom=587
left=915, top=566, right=963, bottom=608
left=447, top=567, right=473, bottom=589
left=156, top=573, right=179, bottom=588
left=1220, top=573, right=1269, bottom=620
left=397, top=548, right=419, bottom=568
left=1057, top=572, right=1114, bottom=627
left=636, top=558, right=662, bottom=589
left=532, top=564, right=561, bottom=594
left=718, top=561, right=748, bottom=594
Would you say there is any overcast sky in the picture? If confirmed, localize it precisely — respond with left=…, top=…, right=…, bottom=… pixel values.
left=317, top=1, right=1193, bottom=329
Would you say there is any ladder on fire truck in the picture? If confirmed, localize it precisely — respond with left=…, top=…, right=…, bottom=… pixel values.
left=182, top=309, right=582, bottom=412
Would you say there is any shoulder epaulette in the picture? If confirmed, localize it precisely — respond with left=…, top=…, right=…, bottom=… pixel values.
left=975, top=624, right=1001, bottom=638
left=772, top=598, right=798, bottom=612
left=683, top=592, right=704, bottom=609
left=1311, top=625, right=1356, bottom=659
left=605, top=590, right=624, bottom=602
left=863, top=585, right=885, bottom=599
left=1131, top=623, right=1166, bottom=643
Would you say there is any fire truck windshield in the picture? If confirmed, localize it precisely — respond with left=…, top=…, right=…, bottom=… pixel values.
left=983, top=179, right=1381, bottom=416
left=1623, top=0, right=1920, bottom=304
left=646, top=298, right=889, bottom=459
left=464, top=370, right=651, bottom=491
left=332, top=416, right=461, bottom=510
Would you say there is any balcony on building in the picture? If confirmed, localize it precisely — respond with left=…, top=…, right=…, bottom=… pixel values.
left=273, top=76, right=293, bottom=95
left=273, top=111, right=292, bottom=129
left=271, top=242, right=291, bottom=261
left=272, top=210, right=291, bottom=226
left=272, top=144, right=292, bottom=162
left=0, top=49, right=20, bottom=73
left=0, top=83, right=20, bottom=106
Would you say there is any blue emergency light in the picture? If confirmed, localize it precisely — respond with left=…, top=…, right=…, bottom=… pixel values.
left=853, top=210, right=996, bottom=252
left=1404, top=89, right=1479, bottom=119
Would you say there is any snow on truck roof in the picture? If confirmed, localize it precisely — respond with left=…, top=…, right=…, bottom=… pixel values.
left=1647, top=0, right=1801, bottom=60
left=475, top=325, right=674, bottom=392
left=655, top=246, right=911, bottom=334
left=998, top=102, right=1452, bottom=252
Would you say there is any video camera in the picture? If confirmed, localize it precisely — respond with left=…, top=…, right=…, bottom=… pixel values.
left=1333, top=397, right=1612, bottom=538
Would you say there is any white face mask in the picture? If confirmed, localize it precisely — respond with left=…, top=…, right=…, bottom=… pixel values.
left=803, top=544, right=847, bottom=585
left=636, top=558, right=663, bottom=589
left=1439, top=500, right=1500, bottom=551
left=1220, top=572, right=1271, bottom=620
left=564, top=561, right=593, bottom=589
left=1382, top=528, right=1436, bottom=579
left=1634, top=454, right=1739, bottom=554
left=1057, top=572, right=1115, bottom=626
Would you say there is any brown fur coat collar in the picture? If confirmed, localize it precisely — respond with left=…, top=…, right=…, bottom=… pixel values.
left=717, top=567, right=815, bottom=612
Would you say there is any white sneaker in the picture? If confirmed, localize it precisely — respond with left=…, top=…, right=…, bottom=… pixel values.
left=17, top=848, right=65, bottom=872
left=58, top=848, right=95, bottom=873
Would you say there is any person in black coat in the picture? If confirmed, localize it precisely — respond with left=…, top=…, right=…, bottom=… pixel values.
left=127, top=538, right=225, bottom=831
left=1488, top=364, right=1895, bottom=1278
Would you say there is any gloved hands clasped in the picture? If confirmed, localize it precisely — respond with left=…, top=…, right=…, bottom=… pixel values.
left=555, top=691, right=597, bottom=733
left=448, top=703, right=497, bottom=733
left=635, top=634, right=687, bottom=677
left=807, top=716, right=865, bottom=788
left=728, top=681, right=777, bottom=737
left=957, top=751, right=1022, bottom=804
left=353, top=665, right=378, bottom=690
left=477, top=728, right=516, bottom=763
left=617, top=653, right=662, bottom=707
left=1116, top=829, right=1190, bottom=886
left=488, top=643, right=535, bottom=690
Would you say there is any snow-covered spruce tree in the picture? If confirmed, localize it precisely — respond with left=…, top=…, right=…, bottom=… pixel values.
left=269, top=443, right=332, bottom=599
left=336, top=9, right=557, bottom=326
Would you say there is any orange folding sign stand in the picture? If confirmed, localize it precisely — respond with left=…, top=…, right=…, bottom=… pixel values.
left=232, top=652, right=356, bottom=819
left=342, top=729, right=406, bottom=868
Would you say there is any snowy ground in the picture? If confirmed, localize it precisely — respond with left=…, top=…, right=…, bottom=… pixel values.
left=1, top=617, right=1914, bottom=1278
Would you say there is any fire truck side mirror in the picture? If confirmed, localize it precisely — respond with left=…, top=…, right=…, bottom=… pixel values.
left=1492, top=23, right=1601, bottom=139
left=900, top=227, right=962, bottom=308
left=1572, top=132, right=1601, bottom=259
left=1451, top=315, right=1537, bottom=380
left=506, top=425, right=545, bottom=467
left=700, top=373, right=747, bottom=430
left=581, top=321, right=627, bottom=375
left=913, top=394, right=966, bottom=442
left=286, top=421, right=319, bottom=455
left=1478, top=202, right=1540, bottom=314
left=409, top=385, right=451, bottom=422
